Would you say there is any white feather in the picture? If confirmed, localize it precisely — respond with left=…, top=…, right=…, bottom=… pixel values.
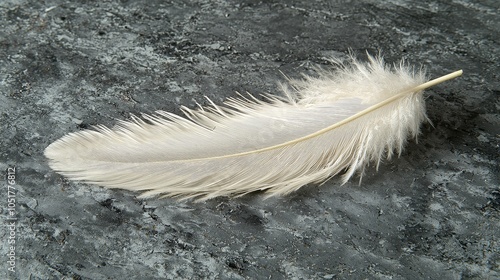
left=45, top=55, right=462, bottom=200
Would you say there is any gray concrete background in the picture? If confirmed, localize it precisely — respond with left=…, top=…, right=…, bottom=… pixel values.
left=1, top=0, right=499, bottom=279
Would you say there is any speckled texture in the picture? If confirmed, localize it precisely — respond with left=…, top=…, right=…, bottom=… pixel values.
left=1, top=0, right=499, bottom=279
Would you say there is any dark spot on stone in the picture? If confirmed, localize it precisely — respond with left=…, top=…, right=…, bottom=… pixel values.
left=99, top=198, right=122, bottom=213
left=226, top=257, right=246, bottom=272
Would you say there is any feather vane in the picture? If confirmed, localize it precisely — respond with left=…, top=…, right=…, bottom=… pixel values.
left=45, top=56, right=462, bottom=200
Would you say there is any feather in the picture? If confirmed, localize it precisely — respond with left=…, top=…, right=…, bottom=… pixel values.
left=45, top=55, right=462, bottom=200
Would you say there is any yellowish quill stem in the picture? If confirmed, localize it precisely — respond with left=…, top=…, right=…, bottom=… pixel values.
left=317, top=70, right=464, bottom=137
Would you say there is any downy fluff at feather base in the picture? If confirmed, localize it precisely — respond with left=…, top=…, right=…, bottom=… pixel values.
left=45, top=55, right=462, bottom=200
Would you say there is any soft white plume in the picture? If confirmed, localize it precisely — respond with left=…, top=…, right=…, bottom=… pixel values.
left=45, top=55, right=462, bottom=200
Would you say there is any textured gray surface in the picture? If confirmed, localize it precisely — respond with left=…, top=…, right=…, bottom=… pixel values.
left=1, top=0, right=499, bottom=279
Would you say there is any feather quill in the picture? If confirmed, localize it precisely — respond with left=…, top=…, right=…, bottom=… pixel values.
left=45, top=56, right=462, bottom=200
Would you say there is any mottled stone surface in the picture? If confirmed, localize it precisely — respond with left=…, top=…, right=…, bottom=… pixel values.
left=1, top=0, right=498, bottom=279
